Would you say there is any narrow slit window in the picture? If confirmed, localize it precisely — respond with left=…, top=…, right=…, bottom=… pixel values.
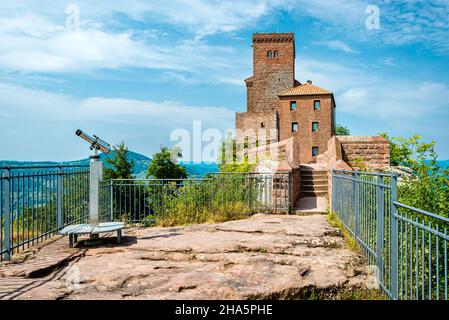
left=267, top=50, right=273, bottom=58
left=273, top=50, right=279, bottom=58
left=312, top=147, right=319, bottom=157
left=292, top=122, right=299, bottom=132
left=312, top=122, right=319, bottom=132
left=290, top=101, right=297, bottom=110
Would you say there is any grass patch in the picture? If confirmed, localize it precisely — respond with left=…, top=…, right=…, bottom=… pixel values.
left=141, top=202, right=250, bottom=227
left=340, top=288, right=386, bottom=300
left=326, top=211, right=359, bottom=253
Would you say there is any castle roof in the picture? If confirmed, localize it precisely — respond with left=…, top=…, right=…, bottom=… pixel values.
left=279, top=82, right=332, bottom=97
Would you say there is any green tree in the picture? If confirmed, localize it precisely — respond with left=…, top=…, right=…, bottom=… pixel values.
left=335, top=124, right=350, bottom=136
left=217, top=137, right=255, bottom=173
left=380, top=133, right=448, bottom=217
left=103, top=141, right=135, bottom=180
left=379, top=133, right=436, bottom=167
left=146, top=146, right=188, bottom=179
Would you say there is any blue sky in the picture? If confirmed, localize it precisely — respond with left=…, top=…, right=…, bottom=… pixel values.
left=1, top=0, right=449, bottom=161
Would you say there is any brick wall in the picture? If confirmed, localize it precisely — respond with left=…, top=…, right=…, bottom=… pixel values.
left=235, top=112, right=278, bottom=141
left=249, top=137, right=301, bottom=171
left=250, top=137, right=301, bottom=213
left=250, top=33, right=295, bottom=113
left=320, top=136, right=390, bottom=206
left=236, top=33, right=297, bottom=140
left=278, top=94, right=335, bottom=163
left=338, top=136, right=390, bottom=170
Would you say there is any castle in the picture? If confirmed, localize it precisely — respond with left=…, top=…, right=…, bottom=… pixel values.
left=235, top=33, right=335, bottom=163
left=235, top=32, right=390, bottom=212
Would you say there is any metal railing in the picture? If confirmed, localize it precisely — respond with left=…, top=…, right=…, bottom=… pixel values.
left=1, top=165, right=89, bottom=261
left=99, top=173, right=291, bottom=224
left=332, top=169, right=449, bottom=300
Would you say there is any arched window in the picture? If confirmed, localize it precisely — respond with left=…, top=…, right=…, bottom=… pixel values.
left=267, top=50, right=273, bottom=58
left=273, top=50, right=279, bottom=58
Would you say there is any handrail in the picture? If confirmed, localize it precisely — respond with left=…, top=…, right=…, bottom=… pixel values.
left=393, top=201, right=449, bottom=224
left=333, top=169, right=396, bottom=177
left=0, top=164, right=89, bottom=170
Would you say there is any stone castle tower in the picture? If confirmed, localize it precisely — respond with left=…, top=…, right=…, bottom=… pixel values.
left=248, top=33, right=296, bottom=113
left=236, top=33, right=298, bottom=142
left=236, top=32, right=336, bottom=163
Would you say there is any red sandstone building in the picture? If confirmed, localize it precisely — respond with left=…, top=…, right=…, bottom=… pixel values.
left=236, top=32, right=336, bottom=163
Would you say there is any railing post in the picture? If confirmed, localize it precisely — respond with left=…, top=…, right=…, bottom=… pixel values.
left=354, top=172, right=360, bottom=239
left=3, top=168, right=11, bottom=261
left=110, top=180, right=114, bottom=221
left=288, top=172, right=292, bottom=214
left=376, top=175, right=384, bottom=286
left=89, top=155, right=103, bottom=229
left=390, top=173, right=399, bottom=300
left=57, top=166, right=63, bottom=229
left=330, top=170, right=335, bottom=214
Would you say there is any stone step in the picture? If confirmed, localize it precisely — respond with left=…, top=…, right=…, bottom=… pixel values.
left=300, top=179, right=328, bottom=185
left=294, top=196, right=327, bottom=215
left=301, top=169, right=327, bottom=174
left=301, top=177, right=328, bottom=184
left=301, top=190, right=328, bottom=197
left=301, top=171, right=328, bottom=178
left=301, top=185, right=328, bottom=192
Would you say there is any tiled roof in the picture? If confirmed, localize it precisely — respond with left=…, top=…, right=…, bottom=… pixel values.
left=279, top=82, right=332, bottom=96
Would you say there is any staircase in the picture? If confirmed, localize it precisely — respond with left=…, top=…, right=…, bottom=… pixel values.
left=295, top=165, right=328, bottom=215
left=300, top=166, right=328, bottom=197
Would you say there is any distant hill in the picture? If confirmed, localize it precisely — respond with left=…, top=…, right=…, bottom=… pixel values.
left=437, top=160, right=449, bottom=169
left=0, top=151, right=218, bottom=178
left=181, top=162, right=218, bottom=178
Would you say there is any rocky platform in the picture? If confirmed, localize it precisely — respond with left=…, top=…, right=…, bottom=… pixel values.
left=0, top=214, right=370, bottom=300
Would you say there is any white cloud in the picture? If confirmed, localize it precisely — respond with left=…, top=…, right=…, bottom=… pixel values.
left=328, top=40, right=358, bottom=54
left=0, top=82, right=234, bottom=161
left=0, top=0, right=292, bottom=38
left=296, top=57, right=449, bottom=131
left=0, top=2, right=257, bottom=82
left=314, top=40, right=358, bottom=53
left=292, top=0, right=449, bottom=55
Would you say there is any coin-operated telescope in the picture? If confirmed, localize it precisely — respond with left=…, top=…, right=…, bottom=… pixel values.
left=75, top=129, right=112, bottom=229
left=75, top=129, right=111, bottom=156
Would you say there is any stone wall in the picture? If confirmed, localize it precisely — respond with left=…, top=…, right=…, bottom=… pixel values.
left=319, top=136, right=391, bottom=206
left=235, top=111, right=278, bottom=141
left=250, top=33, right=295, bottom=113
left=236, top=33, right=296, bottom=137
left=249, top=137, right=301, bottom=212
left=338, top=136, right=390, bottom=170
left=249, top=137, right=300, bottom=171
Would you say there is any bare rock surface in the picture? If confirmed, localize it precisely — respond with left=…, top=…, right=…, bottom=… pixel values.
left=0, top=214, right=369, bottom=300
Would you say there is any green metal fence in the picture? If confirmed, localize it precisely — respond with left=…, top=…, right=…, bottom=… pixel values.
left=1, top=165, right=90, bottom=261
left=332, top=169, right=449, bottom=300
left=99, top=172, right=292, bottom=225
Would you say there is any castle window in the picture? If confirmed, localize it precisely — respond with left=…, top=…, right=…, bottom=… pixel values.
left=314, top=100, right=321, bottom=110
left=312, top=147, right=319, bottom=157
left=267, top=50, right=273, bottom=58
left=290, top=101, right=297, bottom=110
left=292, top=122, right=298, bottom=132
left=312, top=122, right=319, bottom=132
left=273, top=50, right=279, bottom=58
left=261, top=122, right=265, bottom=128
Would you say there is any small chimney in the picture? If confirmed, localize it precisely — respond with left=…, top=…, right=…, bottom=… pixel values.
left=307, top=80, right=312, bottom=84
